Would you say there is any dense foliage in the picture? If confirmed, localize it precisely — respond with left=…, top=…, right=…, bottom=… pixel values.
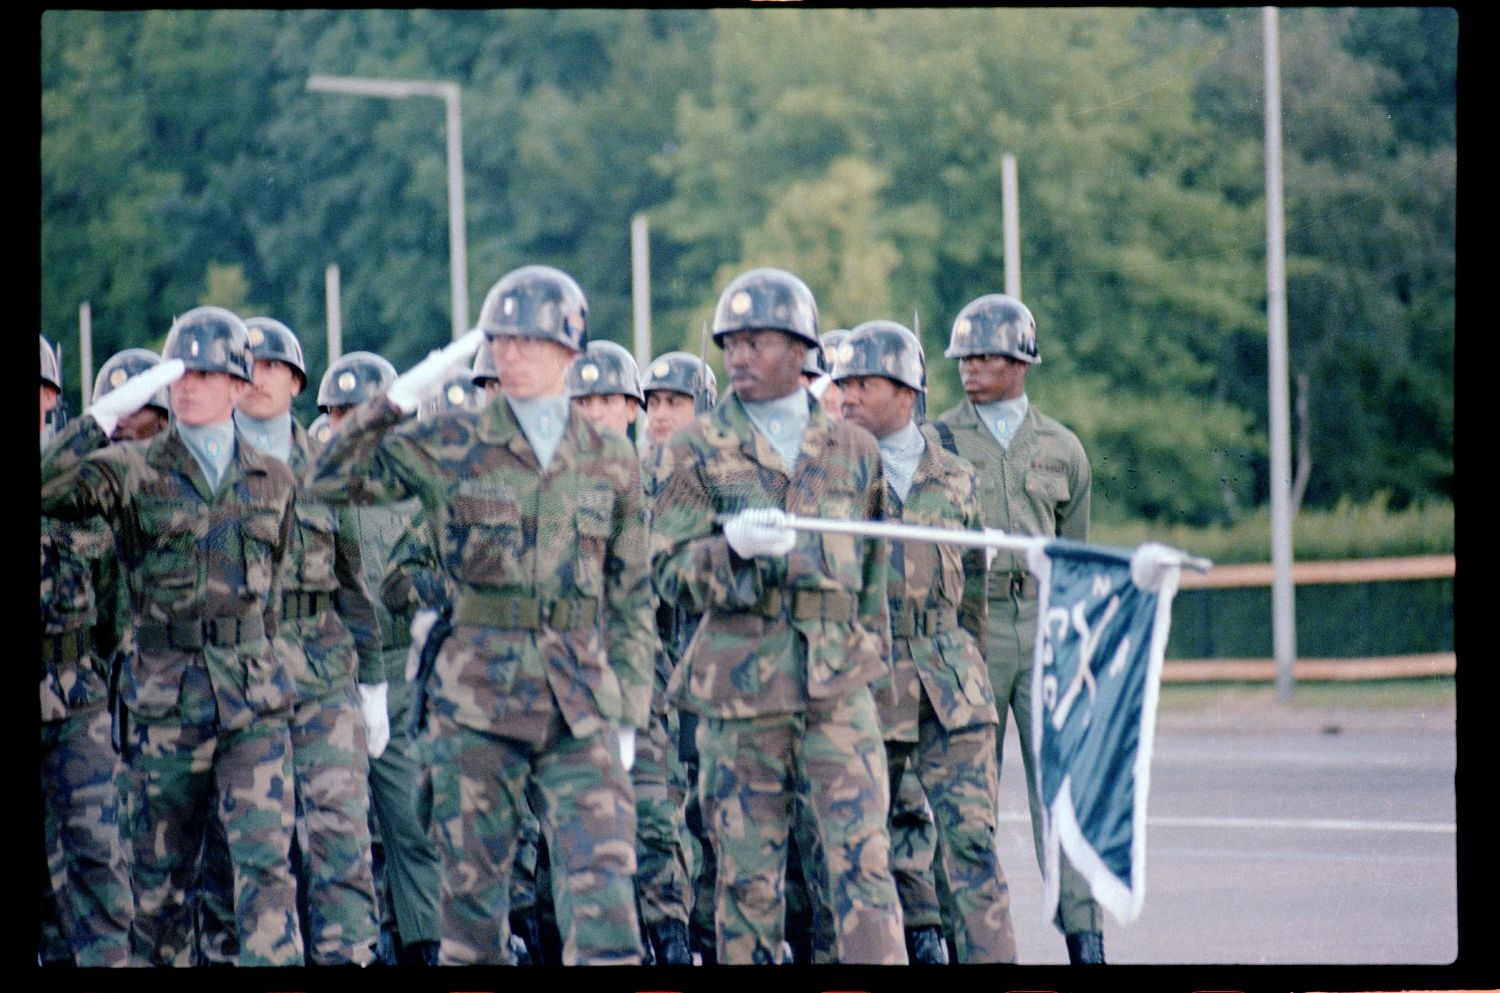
left=40, top=9, right=1455, bottom=526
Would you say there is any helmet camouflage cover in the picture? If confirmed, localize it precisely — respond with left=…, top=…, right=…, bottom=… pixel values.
left=831, top=320, right=926, bottom=393
left=243, top=316, right=308, bottom=390
left=944, top=293, right=1040, bottom=364
left=712, top=267, right=820, bottom=348
left=162, top=306, right=256, bottom=382
left=478, top=264, right=588, bottom=352
left=317, top=351, right=398, bottom=411
left=566, top=340, right=644, bottom=403
left=94, top=348, right=171, bottom=411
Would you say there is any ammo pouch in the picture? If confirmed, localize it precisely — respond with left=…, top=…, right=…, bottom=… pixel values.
left=409, top=605, right=454, bottom=738
left=888, top=599, right=962, bottom=638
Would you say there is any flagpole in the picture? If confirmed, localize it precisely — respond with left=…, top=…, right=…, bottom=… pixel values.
left=774, top=513, right=1213, bottom=573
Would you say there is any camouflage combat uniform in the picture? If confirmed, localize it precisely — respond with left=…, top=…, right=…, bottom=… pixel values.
left=934, top=398, right=1099, bottom=937
left=888, top=765, right=942, bottom=939
left=274, top=421, right=384, bottom=963
left=637, top=453, right=696, bottom=961
left=357, top=495, right=443, bottom=961
left=41, top=416, right=304, bottom=967
left=306, top=394, right=654, bottom=966
left=39, top=500, right=133, bottom=966
left=383, top=506, right=555, bottom=964
left=651, top=389, right=907, bottom=965
left=875, top=422, right=1016, bottom=962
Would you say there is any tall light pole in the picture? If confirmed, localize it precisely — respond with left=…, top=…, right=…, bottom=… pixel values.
left=307, top=74, right=469, bottom=341
left=1263, top=8, right=1297, bottom=700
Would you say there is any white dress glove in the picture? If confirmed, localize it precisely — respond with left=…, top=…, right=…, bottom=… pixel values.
left=86, top=358, right=184, bottom=437
left=981, top=527, right=1008, bottom=570
left=405, top=608, right=440, bottom=683
left=1130, top=541, right=1179, bottom=594
left=723, top=507, right=797, bottom=558
left=358, top=681, right=390, bottom=760
left=617, top=726, right=637, bottom=773
left=807, top=373, right=833, bottom=400
left=386, top=329, right=486, bottom=414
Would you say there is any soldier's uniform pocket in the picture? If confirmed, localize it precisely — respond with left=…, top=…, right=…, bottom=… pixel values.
left=451, top=476, right=524, bottom=581
left=123, top=648, right=189, bottom=721
left=241, top=501, right=285, bottom=598
left=136, top=498, right=199, bottom=598
left=293, top=502, right=340, bottom=586
left=1024, top=471, right=1070, bottom=507
left=935, top=631, right=997, bottom=711
left=571, top=487, right=614, bottom=599
left=242, top=645, right=295, bottom=716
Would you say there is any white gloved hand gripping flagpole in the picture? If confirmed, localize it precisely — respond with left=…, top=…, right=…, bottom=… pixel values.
left=763, top=509, right=1214, bottom=574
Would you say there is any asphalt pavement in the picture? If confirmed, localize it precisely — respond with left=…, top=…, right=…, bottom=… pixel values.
left=992, top=683, right=1460, bottom=968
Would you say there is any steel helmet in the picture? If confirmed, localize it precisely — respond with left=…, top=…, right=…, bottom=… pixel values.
left=804, top=328, right=851, bottom=377
left=832, top=320, right=926, bottom=394
left=40, top=333, right=62, bottom=391
left=162, top=306, right=256, bottom=382
left=566, top=340, right=644, bottom=404
left=243, top=316, right=308, bottom=391
left=419, top=367, right=485, bottom=420
left=94, top=348, right=172, bottom=411
left=317, top=351, right=398, bottom=412
left=308, top=412, right=334, bottom=446
left=642, top=351, right=717, bottom=408
left=944, top=294, right=1040, bottom=364
left=711, top=267, right=819, bottom=348
left=478, top=265, right=588, bottom=352
left=471, top=334, right=500, bottom=386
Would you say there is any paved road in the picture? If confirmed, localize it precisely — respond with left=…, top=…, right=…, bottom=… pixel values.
left=991, top=690, right=1458, bottom=967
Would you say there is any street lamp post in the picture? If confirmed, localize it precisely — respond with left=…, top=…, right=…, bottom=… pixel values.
left=308, top=74, right=469, bottom=341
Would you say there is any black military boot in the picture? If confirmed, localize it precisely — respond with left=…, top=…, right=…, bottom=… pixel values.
left=649, top=919, right=694, bottom=965
left=905, top=925, right=950, bottom=964
left=509, top=906, right=542, bottom=965
left=396, top=939, right=440, bottom=966
left=1065, top=930, right=1106, bottom=964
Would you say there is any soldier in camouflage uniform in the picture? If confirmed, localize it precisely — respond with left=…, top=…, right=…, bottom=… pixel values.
left=572, top=342, right=694, bottom=966
left=231, top=318, right=385, bottom=965
left=642, top=351, right=719, bottom=963
left=38, top=337, right=135, bottom=968
left=934, top=294, right=1103, bottom=964
left=835, top=319, right=1017, bottom=964
left=320, top=351, right=444, bottom=967
left=40, top=307, right=304, bottom=966
left=305, top=265, right=654, bottom=966
left=651, top=267, right=907, bottom=965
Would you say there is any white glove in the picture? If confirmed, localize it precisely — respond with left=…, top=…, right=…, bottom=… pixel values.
left=405, top=607, right=440, bottom=683
left=617, top=726, right=636, bottom=773
left=387, top=329, right=486, bottom=414
left=983, top=527, right=1010, bottom=570
left=723, top=507, right=797, bottom=558
left=1130, top=541, right=1179, bottom=594
left=359, top=681, right=390, bottom=759
left=87, top=358, right=184, bottom=437
left=807, top=373, right=832, bottom=400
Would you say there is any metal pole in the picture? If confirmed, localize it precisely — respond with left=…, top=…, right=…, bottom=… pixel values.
left=307, top=75, right=468, bottom=340
left=776, top=512, right=1213, bottom=572
left=78, top=302, right=93, bottom=408
left=631, top=213, right=652, bottom=374
left=1263, top=7, right=1297, bottom=701
left=442, top=83, right=468, bottom=340
left=325, top=263, right=343, bottom=363
left=1001, top=152, right=1021, bottom=298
